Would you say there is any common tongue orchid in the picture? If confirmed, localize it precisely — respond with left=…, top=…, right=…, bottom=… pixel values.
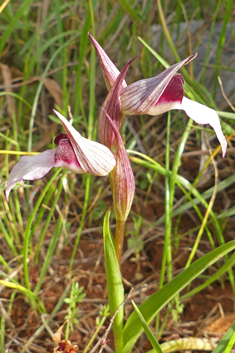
left=89, top=33, right=227, bottom=158
left=5, top=110, right=116, bottom=201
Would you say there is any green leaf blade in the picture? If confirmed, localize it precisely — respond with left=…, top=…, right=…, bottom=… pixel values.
left=132, top=301, right=163, bottom=353
left=212, top=322, right=235, bottom=353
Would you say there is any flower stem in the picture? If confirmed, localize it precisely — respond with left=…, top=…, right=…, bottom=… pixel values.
left=114, top=219, right=126, bottom=266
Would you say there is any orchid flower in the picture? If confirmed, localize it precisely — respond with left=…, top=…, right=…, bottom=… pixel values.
left=5, top=110, right=116, bottom=201
left=89, top=33, right=227, bottom=157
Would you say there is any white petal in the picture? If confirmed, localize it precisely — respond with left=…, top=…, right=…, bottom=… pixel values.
left=146, top=99, right=181, bottom=115
left=53, top=110, right=116, bottom=175
left=176, top=97, right=227, bottom=157
left=6, top=149, right=56, bottom=201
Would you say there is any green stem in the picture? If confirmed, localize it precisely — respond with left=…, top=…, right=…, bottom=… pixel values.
left=114, top=219, right=126, bottom=266
left=156, top=112, right=171, bottom=336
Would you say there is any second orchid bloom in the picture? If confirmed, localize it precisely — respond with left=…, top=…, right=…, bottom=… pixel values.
left=89, top=33, right=227, bottom=158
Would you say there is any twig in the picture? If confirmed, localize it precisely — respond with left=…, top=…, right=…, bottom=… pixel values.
left=90, top=288, right=134, bottom=353
left=218, top=76, right=235, bottom=111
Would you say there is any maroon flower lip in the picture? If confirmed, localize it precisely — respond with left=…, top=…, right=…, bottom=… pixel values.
left=54, top=134, right=82, bottom=171
left=156, top=74, right=184, bottom=105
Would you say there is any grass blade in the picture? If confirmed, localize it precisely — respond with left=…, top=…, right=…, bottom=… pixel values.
left=0, top=0, right=35, bottom=57
left=28, top=32, right=80, bottom=151
left=181, top=251, right=235, bottom=300
left=132, top=301, right=163, bottom=353
left=118, top=0, right=140, bottom=24
left=212, top=322, right=235, bottom=353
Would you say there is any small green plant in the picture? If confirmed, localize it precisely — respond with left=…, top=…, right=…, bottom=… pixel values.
left=127, top=216, right=144, bottom=256
left=64, top=282, right=86, bottom=337
left=127, top=217, right=144, bottom=250
left=127, top=216, right=144, bottom=280
left=171, top=296, right=184, bottom=323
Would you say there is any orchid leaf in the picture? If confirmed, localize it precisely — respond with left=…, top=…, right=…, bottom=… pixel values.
left=132, top=301, right=163, bottom=353
left=103, top=210, right=124, bottom=353
left=122, top=240, right=235, bottom=353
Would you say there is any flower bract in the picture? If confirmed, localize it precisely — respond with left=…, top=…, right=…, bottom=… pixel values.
left=102, top=109, right=135, bottom=222
left=88, top=32, right=127, bottom=91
